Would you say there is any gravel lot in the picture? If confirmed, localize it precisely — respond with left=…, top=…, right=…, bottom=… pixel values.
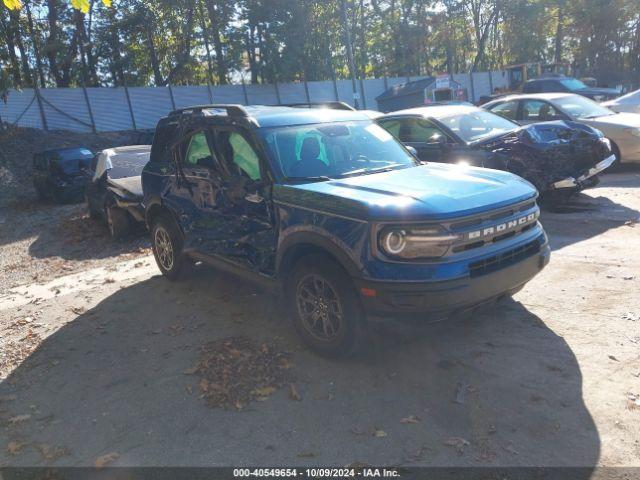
left=0, top=171, right=639, bottom=472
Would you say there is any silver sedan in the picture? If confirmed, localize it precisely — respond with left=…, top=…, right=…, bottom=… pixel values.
left=483, top=93, right=640, bottom=164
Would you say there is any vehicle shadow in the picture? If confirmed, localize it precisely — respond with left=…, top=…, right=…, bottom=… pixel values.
left=0, top=266, right=599, bottom=471
left=540, top=191, right=638, bottom=251
left=19, top=203, right=148, bottom=262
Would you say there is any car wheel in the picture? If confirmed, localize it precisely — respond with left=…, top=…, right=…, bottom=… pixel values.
left=106, top=205, right=130, bottom=239
left=287, top=253, right=367, bottom=357
left=150, top=212, right=187, bottom=281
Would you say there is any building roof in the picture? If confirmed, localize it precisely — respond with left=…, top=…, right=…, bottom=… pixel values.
left=375, top=77, right=436, bottom=101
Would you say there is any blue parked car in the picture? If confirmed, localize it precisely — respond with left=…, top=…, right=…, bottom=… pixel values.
left=142, top=104, right=550, bottom=356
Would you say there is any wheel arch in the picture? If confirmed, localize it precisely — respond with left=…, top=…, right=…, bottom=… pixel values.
left=277, top=233, right=362, bottom=282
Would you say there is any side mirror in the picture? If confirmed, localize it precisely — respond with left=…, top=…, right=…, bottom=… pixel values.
left=405, top=145, right=418, bottom=157
left=426, top=133, right=447, bottom=146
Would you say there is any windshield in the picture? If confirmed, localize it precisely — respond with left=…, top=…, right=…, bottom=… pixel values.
left=260, top=121, right=417, bottom=182
left=554, top=95, right=614, bottom=118
left=559, top=78, right=588, bottom=91
left=109, top=154, right=149, bottom=179
left=438, top=110, right=519, bottom=143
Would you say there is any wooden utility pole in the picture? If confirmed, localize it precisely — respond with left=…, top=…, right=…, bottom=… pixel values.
left=340, top=0, right=359, bottom=109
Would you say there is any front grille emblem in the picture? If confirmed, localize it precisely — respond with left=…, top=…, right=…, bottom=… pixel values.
left=467, top=212, right=537, bottom=240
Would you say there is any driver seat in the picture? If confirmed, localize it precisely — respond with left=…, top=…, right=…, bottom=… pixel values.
left=539, top=104, right=553, bottom=121
left=289, top=137, right=329, bottom=177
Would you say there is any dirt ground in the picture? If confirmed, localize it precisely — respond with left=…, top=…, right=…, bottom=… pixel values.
left=0, top=171, right=639, bottom=472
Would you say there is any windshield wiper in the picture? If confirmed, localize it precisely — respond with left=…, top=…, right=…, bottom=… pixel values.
left=285, top=175, right=333, bottom=183
left=337, top=164, right=407, bottom=178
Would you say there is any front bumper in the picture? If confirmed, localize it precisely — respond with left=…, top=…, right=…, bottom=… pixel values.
left=551, top=154, right=616, bottom=190
left=355, top=238, right=550, bottom=317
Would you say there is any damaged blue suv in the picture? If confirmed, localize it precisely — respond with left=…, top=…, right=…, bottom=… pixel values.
left=142, top=103, right=550, bottom=356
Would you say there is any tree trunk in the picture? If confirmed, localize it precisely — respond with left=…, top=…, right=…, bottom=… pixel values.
left=45, top=0, right=64, bottom=86
left=143, top=11, right=163, bottom=86
left=554, top=4, right=564, bottom=63
left=0, top=13, right=22, bottom=87
left=246, top=24, right=258, bottom=84
left=108, top=7, right=124, bottom=86
left=165, top=0, right=196, bottom=85
left=25, top=0, right=46, bottom=87
left=205, top=0, right=228, bottom=84
left=7, top=10, right=33, bottom=86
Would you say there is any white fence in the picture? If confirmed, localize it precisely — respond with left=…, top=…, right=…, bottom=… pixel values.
left=0, top=71, right=508, bottom=133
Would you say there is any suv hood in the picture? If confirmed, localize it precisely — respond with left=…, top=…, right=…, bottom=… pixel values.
left=274, top=163, right=536, bottom=221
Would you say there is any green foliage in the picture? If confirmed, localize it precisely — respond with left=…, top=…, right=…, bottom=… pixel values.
left=1, top=0, right=639, bottom=88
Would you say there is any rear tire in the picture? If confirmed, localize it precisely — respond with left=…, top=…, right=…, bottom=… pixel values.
left=106, top=204, right=130, bottom=239
left=287, top=253, right=367, bottom=357
left=150, top=212, right=187, bottom=281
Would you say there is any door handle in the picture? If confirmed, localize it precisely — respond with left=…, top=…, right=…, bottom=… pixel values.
left=245, top=192, right=264, bottom=204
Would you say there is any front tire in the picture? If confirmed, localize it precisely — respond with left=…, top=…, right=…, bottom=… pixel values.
left=287, top=254, right=367, bottom=357
left=150, top=212, right=187, bottom=281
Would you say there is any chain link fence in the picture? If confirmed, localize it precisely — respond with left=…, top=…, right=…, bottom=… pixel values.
left=0, top=71, right=507, bottom=133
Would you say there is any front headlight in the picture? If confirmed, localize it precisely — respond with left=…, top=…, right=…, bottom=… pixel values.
left=599, top=137, right=611, bottom=149
left=378, top=225, right=459, bottom=259
left=625, top=127, right=640, bottom=138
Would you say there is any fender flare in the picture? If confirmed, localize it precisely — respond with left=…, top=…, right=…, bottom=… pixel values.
left=276, top=230, right=363, bottom=279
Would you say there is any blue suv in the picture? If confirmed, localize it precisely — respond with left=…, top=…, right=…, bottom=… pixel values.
left=142, top=104, right=550, bottom=356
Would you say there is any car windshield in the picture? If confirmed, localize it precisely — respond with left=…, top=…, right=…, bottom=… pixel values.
left=438, top=110, right=519, bottom=143
left=109, top=153, right=150, bottom=179
left=559, top=78, right=588, bottom=91
left=554, top=95, right=615, bottom=118
left=260, top=121, right=417, bottom=182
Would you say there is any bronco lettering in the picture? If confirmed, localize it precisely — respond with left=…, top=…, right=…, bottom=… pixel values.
left=467, top=212, right=537, bottom=241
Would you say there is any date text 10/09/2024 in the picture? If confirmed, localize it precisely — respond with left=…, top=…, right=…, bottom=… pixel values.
left=233, top=468, right=401, bottom=478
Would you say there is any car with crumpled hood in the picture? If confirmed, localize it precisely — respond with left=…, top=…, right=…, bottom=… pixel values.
left=377, top=104, right=615, bottom=203
left=484, top=93, right=640, bottom=165
left=33, top=147, right=94, bottom=203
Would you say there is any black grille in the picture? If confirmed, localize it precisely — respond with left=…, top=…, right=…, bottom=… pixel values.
left=468, top=239, right=541, bottom=277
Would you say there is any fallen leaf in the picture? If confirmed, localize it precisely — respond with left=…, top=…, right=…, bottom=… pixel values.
left=7, top=441, right=27, bottom=455
left=444, top=436, right=470, bottom=454
left=8, top=414, right=31, bottom=424
left=183, top=366, right=199, bottom=375
left=289, top=383, right=302, bottom=401
left=400, top=415, right=420, bottom=424
left=254, top=386, right=277, bottom=397
left=95, top=452, right=119, bottom=468
left=36, top=443, right=70, bottom=461
left=608, top=355, right=620, bottom=362
left=372, top=428, right=387, bottom=438
left=502, top=443, right=520, bottom=455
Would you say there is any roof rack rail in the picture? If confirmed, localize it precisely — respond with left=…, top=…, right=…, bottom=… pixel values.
left=278, top=101, right=356, bottom=111
left=169, top=104, right=249, bottom=117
